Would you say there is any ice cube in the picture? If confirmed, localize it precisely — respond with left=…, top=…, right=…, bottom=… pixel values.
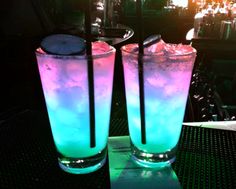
left=146, top=74, right=167, bottom=88
left=164, top=43, right=196, bottom=56
left=121, top=43, right=138, bottom=54
left=56, top=108, right=78, bottom=125
left=164, top=84, right=179, bottom=96
left=145, top=39, right=166, bottom=54
left=92, top=41, right=112, bottom=55
left=65, top=61, right=87, bottom=89
left=46, top=93, right=59, bottom=110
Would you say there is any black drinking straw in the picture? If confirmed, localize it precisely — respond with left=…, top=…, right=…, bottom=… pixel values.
left=136, top=0, right=146, bottom=144
left=85, top=0, right=96, bottom=148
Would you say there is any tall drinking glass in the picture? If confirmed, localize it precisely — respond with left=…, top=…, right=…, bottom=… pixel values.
left=121, top=39, right=196, bottom=168
left=35, top=41, right=115, bottom=174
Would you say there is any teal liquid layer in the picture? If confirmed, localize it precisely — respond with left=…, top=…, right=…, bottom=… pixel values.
left=131, top=140, right=177, bottom=168
left=59, top=159, right=106, bottom=174
left=58, top=147, right=107, bottom=174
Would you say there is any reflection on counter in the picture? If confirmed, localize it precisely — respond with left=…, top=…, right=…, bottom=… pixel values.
left=108, top=136, right=181, bottom=189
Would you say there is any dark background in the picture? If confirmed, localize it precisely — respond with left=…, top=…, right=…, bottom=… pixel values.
left=0, top=0, right=194, bottom=113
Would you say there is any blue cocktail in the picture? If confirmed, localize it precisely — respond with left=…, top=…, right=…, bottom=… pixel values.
left=36, top=40, right=115, bottom=174
left=121, top=39, right=196, bottom=168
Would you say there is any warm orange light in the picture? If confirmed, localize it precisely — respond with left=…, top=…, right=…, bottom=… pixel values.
left=172, top=0, right=188, bottom=8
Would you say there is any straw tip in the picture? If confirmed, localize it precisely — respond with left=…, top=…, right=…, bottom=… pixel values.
left=143, top=34, right=162, bottom=47
left=40, top=34, right=86, bottom=55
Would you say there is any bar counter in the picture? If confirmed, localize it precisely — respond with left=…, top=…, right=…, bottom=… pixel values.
left=0, top=105, right=235, bottom=188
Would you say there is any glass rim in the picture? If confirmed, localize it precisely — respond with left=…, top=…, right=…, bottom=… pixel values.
left=35, top=46, right=116, bottom=59
left=121, top=44, right=197, bottom=57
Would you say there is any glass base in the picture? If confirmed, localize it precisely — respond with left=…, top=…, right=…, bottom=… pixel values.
left=58, top=147, right=107, bottom=174
left=130, top=142, right=177, bottom=169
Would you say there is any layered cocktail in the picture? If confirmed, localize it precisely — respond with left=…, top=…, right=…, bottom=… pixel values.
left=36, top=39, right=115, bottom=174
left=121, top=39, right=196, bottom=167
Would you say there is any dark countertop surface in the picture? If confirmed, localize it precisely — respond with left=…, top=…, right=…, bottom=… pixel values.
left=0, top=108, right=235, bottom=189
